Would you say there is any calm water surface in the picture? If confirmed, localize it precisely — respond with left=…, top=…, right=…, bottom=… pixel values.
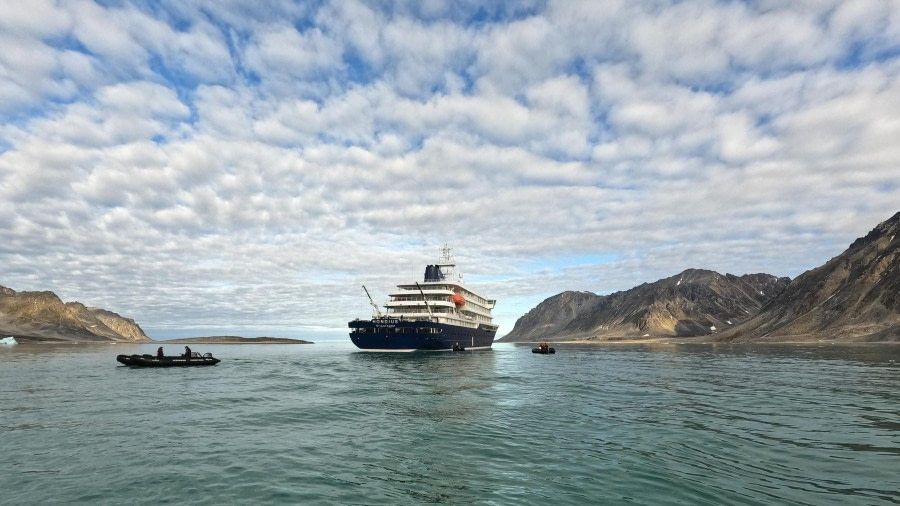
left=1, top=341, right=899, bottom=505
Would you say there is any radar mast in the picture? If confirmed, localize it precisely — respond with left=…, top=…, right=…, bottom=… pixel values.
left=436, top=243, right=460, bottom=282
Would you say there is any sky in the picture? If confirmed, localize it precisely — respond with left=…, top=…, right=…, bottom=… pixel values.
left=1, top=0, right=899, bottom=340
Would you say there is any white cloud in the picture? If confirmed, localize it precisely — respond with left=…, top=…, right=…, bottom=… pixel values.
left=380, top=17, right=474, bottom=98
left=137, top=18, right=235, bottom=84
left=0, top=0, right=70, bottom=37
left=0, top=31, right=86, bottom=111
left=1, top=0, right=898, bottom=338
left=715, top=112, right=779, bottom=162
left=245, top=24, right=343, bottom=79
left=474, top=15, right=570, bottom=95
left=314, top=0, right=386, bottom=75
left=68, top=1, right=151, bottom=74
left=97, top=81, right=191, bottom=118
left=193, top=85, right=256, bottom=138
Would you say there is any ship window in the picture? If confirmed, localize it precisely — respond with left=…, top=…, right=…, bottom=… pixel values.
left=416, top=327, right=432, bottom=334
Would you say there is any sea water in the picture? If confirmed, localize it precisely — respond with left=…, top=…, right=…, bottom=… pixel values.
left=1, top=341, right=899, bottom=505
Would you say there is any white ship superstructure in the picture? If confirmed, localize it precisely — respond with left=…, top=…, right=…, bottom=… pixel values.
left=383, top=245, right=498, bottom=331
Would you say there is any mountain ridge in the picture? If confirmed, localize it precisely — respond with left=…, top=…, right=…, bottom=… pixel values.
left=500, top=211, right=900, bottom=343
left=499, top=269, right=790, bottom=342
left=718, top=211, right=900, bottom=342
left=0, top=284, right=151, bottom=342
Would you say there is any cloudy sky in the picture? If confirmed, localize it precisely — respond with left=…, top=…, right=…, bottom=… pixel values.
left=1, top=0, right=899, bottom=339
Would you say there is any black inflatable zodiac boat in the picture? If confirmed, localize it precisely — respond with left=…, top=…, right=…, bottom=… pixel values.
left=116, top=352, right=220, bottom=367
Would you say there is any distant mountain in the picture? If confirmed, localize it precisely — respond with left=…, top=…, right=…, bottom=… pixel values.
left=0, top=284, right=151, bottom=342
left=499, top=269, right=790, bottom=342
left=720, top=211, right=900, bottom=342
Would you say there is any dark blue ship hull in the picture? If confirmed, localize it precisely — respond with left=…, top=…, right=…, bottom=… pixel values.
left=348, top=319, right=496, bottom=351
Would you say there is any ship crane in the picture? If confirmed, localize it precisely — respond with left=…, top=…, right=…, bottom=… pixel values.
left=415, top=282, right=436, bottom=321
left=362, top=285, right=383, bottom=318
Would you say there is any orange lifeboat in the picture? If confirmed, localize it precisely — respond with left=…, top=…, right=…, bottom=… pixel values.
left=450, top=292, right=466, bottom=307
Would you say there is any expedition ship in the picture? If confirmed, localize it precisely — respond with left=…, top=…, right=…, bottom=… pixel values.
left=349, top=246, right=498, bottom=351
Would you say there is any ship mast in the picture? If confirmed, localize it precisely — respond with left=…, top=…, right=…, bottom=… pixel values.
left=436, top=243, right=459, bottom=282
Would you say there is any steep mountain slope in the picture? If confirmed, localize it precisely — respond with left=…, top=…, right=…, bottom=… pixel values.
left=88, top=307, right=151, bottom=342
left=499, top=290, right=601, bottom=342
left=499, top=269, right=789, bottom=341
left=720, top=211, right=900, bottom=342
left=0, top=285, right=151, bottom=342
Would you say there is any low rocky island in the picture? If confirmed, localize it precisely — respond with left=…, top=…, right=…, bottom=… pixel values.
left=0, top=286, right=314, bottom=344
left=163, top=336, right=312, bottom=344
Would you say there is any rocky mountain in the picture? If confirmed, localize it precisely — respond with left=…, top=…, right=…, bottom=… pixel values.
left=499, top=269, right=790, bottom=342
left=0, top=284, right=151, bottom=342
left=719, top=211, right=900, bottom=342
left=501, top=290, right=600, bottom=342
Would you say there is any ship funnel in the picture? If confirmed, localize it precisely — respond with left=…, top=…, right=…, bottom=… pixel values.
left=424, top=265, right=446, bottom=282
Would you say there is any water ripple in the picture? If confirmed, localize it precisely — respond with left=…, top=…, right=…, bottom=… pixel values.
left=1, top=342, right=900, bottom=504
